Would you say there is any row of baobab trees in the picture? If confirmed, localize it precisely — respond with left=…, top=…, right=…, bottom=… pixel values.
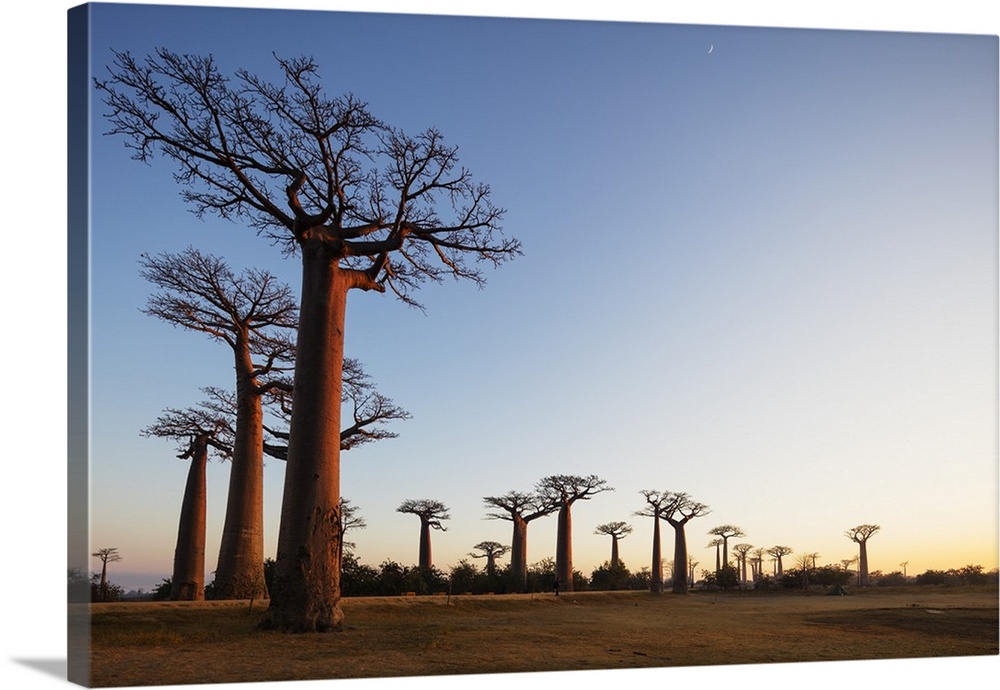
left=96, top=47, right=879, bottom=630
left=401, top=490, right=884, bottom=593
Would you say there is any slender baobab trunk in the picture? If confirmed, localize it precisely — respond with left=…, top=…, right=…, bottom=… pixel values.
left=650, top=516, right=663, bottom=594
left=418, top=518, right=433, bottom=571
left=171, top=434, right=209, bottom=601
left=858, top=542, right=870, bottom=587
left=266, top=247, right=349, bottom=632
left=671, top=522, right=690, bottom=594
left=213, top=342, right=268, bottom=600
left=98, top=562, right=109, bottom=601
left=510, top=516, right=529, bottom=591
left=555, top=503, right=573, bottom=592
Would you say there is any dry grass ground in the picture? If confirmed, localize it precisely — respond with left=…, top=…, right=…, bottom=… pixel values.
left=78, top=585, right=998, bottom=687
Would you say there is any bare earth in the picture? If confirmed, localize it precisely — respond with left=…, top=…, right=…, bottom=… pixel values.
left=77, top=586, right=998, bottom=687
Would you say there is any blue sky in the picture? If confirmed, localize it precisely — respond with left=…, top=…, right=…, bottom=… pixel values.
left=78, top=2, right=999, bottom=595
left=1, top=3, right=997, bottom=690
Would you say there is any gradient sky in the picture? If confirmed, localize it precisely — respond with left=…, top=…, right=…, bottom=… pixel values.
left=76, top=1, right=998, bottom=597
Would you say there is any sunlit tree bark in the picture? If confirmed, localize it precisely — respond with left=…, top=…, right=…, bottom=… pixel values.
left=635, top=490, right=671, bottom=594
left=142, top=408, right=230, bottom=600
left=141, top=248, right=296, bottom=600
left=98, top=50, right=518, bottom=631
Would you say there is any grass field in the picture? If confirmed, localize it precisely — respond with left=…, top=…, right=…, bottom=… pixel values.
left=77, top=585, right=998, bottom=687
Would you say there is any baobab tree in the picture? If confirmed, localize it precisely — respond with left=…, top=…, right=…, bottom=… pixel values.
left=845, top=524, right=881, bottom=587
left=470, top=541, right=509, bottom=579
left=397, top=499, right=451, bottom=572
left=708, top=539, right=724, bottom=573
left=536, top=475, right=613, bottom=592
left=635, top=490, right=672, bottom=594
left=662, top=492, right=711, bottom=594
left=594, top=522, right=633, bottom=569
left=750, top=547, right=766, bottom=582
left=141, top=248, right=297, bottom=600
left=98, top=50, right=519, bottom=632
left=732, top=543, right=753, bottom=584
left=767, top=545, right=793, bottom=576
left=707, top=525, right=746, bottom=572
left=482, top=491, right=558, bottom=592
left=687, top=557, right=699, bottom=587
left=900, top=561, right=909, bottom=578
left=91, top=547, right=122, bottom=602
left=142, top=404, right=230, bottom=600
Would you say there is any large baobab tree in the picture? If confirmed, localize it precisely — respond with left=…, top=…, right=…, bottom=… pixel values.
left=141, top=248, right=296, bottom=600
left=142, top=405, right=230, bottom=600
left=536, top=475, right=613, bottom=592
left=767, top=545, right=793, bottom=576
left=635, top=490, right=673, bottom=594
left=845, top=524, right=881, bottom=587
left=470, top=541, right=509, bottom=579
left=662, top=492, right=710, bottom=594
left=397, top=499, right=451, bottom=572
left=91, top=547, right=122, bottom=602
left=707, top=524, right=746, bottom=573
left=732, top=543, right=753, bottom=584
left=98, top=50, right=519, bottom=632
left=482, top=491, right=558, bottom=591
left=594, top=522, right=632, bottom=569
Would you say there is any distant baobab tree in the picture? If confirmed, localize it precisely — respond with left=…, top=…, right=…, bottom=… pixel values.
left=142, top=406, right=230, bottom=600
left=469, top=541, right=510, bottom=579
left=662, top=492, right=710, bottom=594
left=536, top=475, right=613, bottom=592
left=483, top=491, right=558, bottom=592
left=845, top=524, right=881, bottom=587
left=900, top=561, right=909, bottom=578
left=91, top=547, right=123, bottom=602
left=708, top=539, right=724, bottom=573
left=732, top=543, right=754, bottom=584
left=98, top=50, right=519, bottom=632
left=594, top=522, right=633, bottom=569
left=397, top=499, right=451, bottom=572
left=635, top=490, right=673, bottom=593
left=687, top=557, right=699, bottom=587
left=707, top=525, right=746, bottom=573
left=766, top=545, right=793, bottom=576
left=750, top=547, right=766, bottom=582
left=140, top=248, right=296, bottom=600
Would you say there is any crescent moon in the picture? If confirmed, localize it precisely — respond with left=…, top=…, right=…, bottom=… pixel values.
left=708, top=44, right=714, bottom=54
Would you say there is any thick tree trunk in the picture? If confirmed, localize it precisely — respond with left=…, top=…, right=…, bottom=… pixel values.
left=171, top=435, right=208, bottom=601
left=858, top=542, right=869, bottom=587
left=650, top=517, right=662, bottom=594
left=99, top=562, right=108, bottom=601
left=418, top=519, right=433, bottom=571
left=511, top=517, right=528, bottom=592
left=722, top=539, right=729, bottom=570
left=213, top=344, right=268, bottom=600
left=555, top=503, right=573, bottom=592
left=266, top=247, right=349, bottom=632
left=610, top=536, right=620, bottom=569
left=671, top=523, right=690, bottom=594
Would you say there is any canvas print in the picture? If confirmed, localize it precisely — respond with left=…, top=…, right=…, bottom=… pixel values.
left=67, top=2, right=998, bottom=687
